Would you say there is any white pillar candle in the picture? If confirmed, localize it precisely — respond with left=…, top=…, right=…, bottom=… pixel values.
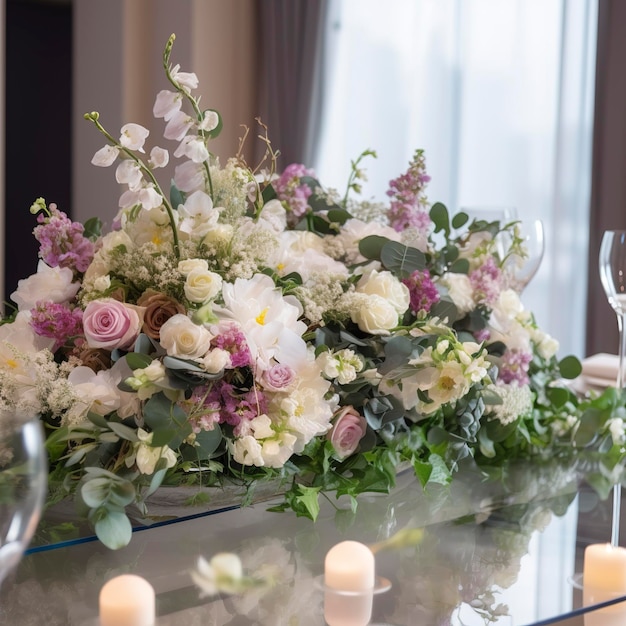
left=583, top=543, right=626, bottom=626
left=99, top=574, right=156, bottom=626
left=324, top=540, right=375, bottom=626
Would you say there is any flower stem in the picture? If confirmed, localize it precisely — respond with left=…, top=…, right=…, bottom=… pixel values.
left=162, top=33, right=214, bottom=200
left=84, top=112, right=181, bottom=259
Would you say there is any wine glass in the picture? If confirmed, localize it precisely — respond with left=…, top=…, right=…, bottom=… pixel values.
left=505, top=219, right=545, bottom=293
left=598, top=230, right=626, bottom=547
left=0, top=417, right=47, bottom=587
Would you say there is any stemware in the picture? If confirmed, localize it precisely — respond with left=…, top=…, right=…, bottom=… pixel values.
left=506, top=219, right=545, bottom=293
left=0, top=418, right=47, bottom=587
left=598, top=230, right=626, bottom=546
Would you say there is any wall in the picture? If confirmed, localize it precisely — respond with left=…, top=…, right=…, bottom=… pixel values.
left=73, top=0, right=258, bottom=227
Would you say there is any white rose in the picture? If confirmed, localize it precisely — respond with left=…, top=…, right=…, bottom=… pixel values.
left=351, top=294, right=399, bottom=335
left=495, top=289, right=524, bottom=319
left=535, top=333, right=559, bottom=359
left=184, top=268, right=223, bottom=303
left=11, top=261, right=80, bottom=311
left=178, top=258, right=209, bottom=275
left=357, top=270, right=410, bottom=315
left=203, top=223, right=234, bottom=247
left=159, top=314, right=212, bottom=359
left=440, top=272, right=475, bottom=315
left=93, top=275, right=112, bottom=292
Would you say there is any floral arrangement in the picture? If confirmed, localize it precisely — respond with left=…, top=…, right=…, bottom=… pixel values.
left=2, top=34, right=625, bottom=549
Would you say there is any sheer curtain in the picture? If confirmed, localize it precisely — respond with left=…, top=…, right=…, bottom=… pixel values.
left=315, top=0, right=597, bottom=358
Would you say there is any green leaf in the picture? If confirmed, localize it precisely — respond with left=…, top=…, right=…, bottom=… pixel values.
left=451, top=212, right=469, bottom=229
left=170, top=182, right=185, bottom=209
left=358, top=235, right=390, bottom=261
left=125, top=352, right=153, bottom=371
left=558, top=355, right=583, bottom=380
left=83, top=217, right=102, bottom=239
left=546, top=386, right=570, bottom=408
left=262, top=184, right=277, bottom=204
left=449, top=258, right=470, bottom=274
left=413, top=459, right=432, bottom=486
left=107, top=422, right=139, bottom=442
left=143, top=392, right=192, bottom=448
left=295, top=485, right=321, bottom=521
left=193, top=426, right=223, bottom=459
left=92, top=508, right=133, bottom=550
left=430, top=202, right=450, bottom=236
left=81, top=476, right=135, bottom=508
left=380, top=242, right=426, bottom=277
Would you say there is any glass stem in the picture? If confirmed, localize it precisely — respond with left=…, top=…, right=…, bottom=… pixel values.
left=612, top=313, right=626, bottom=546
left=619, top=313, right=626, bottom=389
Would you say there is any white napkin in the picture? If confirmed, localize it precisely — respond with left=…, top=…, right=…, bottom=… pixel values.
left=581, top=353, right=619, bottom=382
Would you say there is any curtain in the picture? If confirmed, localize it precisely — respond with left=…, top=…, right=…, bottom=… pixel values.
left=256, top=0, right=329, bottom=169
left=314, top=0, right=598, bottom=359
left=585, top=0, right=626, bottom=356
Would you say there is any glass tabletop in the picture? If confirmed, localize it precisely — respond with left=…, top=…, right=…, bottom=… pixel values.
left=2, top=460, right=626, bottom=625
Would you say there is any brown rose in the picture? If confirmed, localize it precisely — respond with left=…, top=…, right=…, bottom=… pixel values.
left=137, top=290, right=185, bottom=340
left=327, top=406, right=367, bottom=459
left=76, top=347, right=112, bottom=373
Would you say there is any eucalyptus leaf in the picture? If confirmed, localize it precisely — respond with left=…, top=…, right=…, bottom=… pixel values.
left=93, top=508, right=133, bottom=550
left=430, top=202, right=450, bottom=236
left=358, top=235, right=391, bottom=261
left=107, top=422, right=139, bottom=442
left=558, top=355, right=583, bottom=380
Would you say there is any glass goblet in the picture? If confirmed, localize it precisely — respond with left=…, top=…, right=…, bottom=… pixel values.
left=598, top=229, right=626, bottom=546
left=0, top=417, right=47, bottom=587
left=506, top=219, right=545, bottom=293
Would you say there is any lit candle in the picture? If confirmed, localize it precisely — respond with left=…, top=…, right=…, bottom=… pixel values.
left=324, top=540, right=375, bottom=626
left=583, top=543, right=626, bottom=626
left=99, top=574, right=156, bottom=626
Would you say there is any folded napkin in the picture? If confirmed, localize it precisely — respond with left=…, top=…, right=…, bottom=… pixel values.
left=581, top=353, right=619, bottom=382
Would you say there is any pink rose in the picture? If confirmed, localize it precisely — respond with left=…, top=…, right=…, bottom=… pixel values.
left=328, top=406, right=367, bottom=459
left=262, top=364, right=296, bottom=391
left=83, top=299, right=144, bottom=351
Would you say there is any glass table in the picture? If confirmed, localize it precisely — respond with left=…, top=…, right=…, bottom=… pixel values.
left=1, top=460, right=625, bottom=625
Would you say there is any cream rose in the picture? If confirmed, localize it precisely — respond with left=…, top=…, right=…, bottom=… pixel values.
left=440, top=272, right=475, bottom=315
left=351, top=294, right=399, bottom=335
left=357, top=269, right=410, bottom=314
left=184, top=268, right=223, bottom=303
left=159, top=314, right=212, bottom=359
left=178, top=258, right=209, bottom=275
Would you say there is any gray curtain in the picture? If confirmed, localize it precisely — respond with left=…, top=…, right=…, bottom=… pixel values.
left=585, top=0, right=626, bottom=356
left=256, top=0, right=328, bottom=169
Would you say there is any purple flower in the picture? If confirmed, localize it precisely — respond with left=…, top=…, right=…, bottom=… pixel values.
left=212, top=324, right=252, bottom=368
left=201, top=381, right=268, bottom=433
left=386, top=150, right=432, bottom=233
left=498, top=349, right=532, bottom=385
left=469, top=257, right=503, bottom=306
left=402, top=269, right=440, bottom=314
left=273, top=163, right=315, bottom=225
left=33, top=204, right=94, bottom=273
left=30, top=301, right=83, bottom=350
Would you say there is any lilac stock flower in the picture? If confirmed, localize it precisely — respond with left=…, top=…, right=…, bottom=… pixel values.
left=212, top=325, right=252, bottom=368
left=273, top=163, right=315, bottom=222
left=498, top=348, right=532, bottom=385
left=402, top=269, right=440, bottom=314
left=30, top=301, right=83, bottom=350
left=34, top=204, right=94, bottom=273
left=202, top=381, right=268, bottom=432
left=469, top=257, right=503, bottom=306
left=386, top=149, right=432, bottom=233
